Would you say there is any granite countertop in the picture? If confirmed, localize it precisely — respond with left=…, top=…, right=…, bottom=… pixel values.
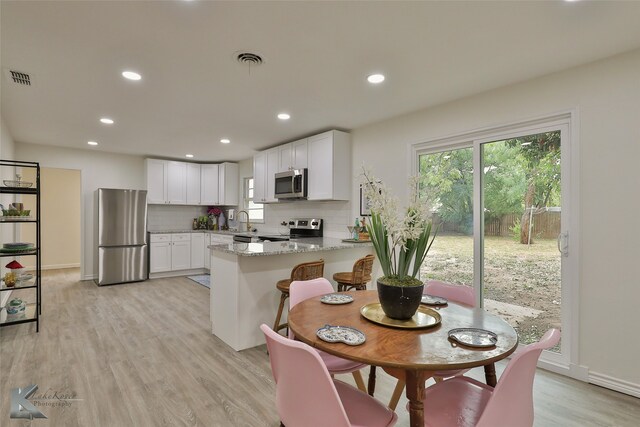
left=148, top=229, right=244, bottom=235
left=208, top=237, right=373, bottom=257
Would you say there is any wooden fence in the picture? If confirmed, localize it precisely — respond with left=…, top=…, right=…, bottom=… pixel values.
left=433, top=211, right=561, bottom=239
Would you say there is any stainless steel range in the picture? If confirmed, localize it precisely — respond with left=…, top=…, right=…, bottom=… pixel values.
left=258, top=218, right=323, bottom=242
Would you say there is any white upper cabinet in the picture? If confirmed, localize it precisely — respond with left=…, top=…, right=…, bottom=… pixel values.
left=278, top=143, right=293, bottom=173
left=146, top=159, right=168, bottom=204
left=218, top=162, right=239, bottom=206
left=307, top=130, right=351, bottom=201
left=186, top=163, right=201, bottom=205
left=291, top=138, right=308, bottom=169
left=253, top=151, right=267, bottom=203
left=253, top=148, right=279, bottom=204
left=167, top=161, right=187, bottom=204
left=278, top=138, right=308, bottom=172
left=201, top=164, right=220, bottom=205
left=146, top=159, right=238, bottom=206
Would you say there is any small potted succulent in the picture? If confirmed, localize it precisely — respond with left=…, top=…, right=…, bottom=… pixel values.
left=362, top=169, right=437, bottom=320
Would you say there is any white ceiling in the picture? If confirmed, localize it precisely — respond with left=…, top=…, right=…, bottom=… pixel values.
left=2, top=1, right=640, bottom=162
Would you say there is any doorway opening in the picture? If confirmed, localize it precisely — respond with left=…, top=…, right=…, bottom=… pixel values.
left=19, top=167, right=81, bottom=278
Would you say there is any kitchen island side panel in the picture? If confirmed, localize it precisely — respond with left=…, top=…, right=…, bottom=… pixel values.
left=210, top=246, right=375, bottom=351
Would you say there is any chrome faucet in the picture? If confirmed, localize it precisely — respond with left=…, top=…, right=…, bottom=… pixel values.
left=237, top=210, right=251, bottom=232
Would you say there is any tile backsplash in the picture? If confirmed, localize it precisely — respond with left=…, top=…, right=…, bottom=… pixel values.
left=147, top=205, right=208, bottom=231
left=261, top=200, right=353, bottom=238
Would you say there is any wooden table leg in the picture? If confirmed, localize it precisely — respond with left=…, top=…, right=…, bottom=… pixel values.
left=484, top=362, right=497, bottom=387
left=405, top=370, right=426, bottom=427
left=367, top=365, right=377, bottom=396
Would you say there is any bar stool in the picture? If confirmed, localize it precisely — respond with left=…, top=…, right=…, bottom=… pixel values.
left=333, top=254, right=375, bottom=292
left=272, top=259, right=325, bottom=334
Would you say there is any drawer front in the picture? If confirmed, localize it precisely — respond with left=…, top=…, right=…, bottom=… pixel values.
left=149, top=234, right=171, bottom=243
left=171, top=233, right=191, bottom=242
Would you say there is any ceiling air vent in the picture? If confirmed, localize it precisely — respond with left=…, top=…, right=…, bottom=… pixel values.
left=6, top=69, right=32, bottom=86
left=236, top=52, right=264, bottom=66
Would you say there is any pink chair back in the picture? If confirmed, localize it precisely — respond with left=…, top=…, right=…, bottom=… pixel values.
left=288, top=278, right=335, bottom=339
left=477, top=329, right=561, bottom=427
left=261, top=324, right=351, bottom=427
left=425, top=280, right=476, bottom=307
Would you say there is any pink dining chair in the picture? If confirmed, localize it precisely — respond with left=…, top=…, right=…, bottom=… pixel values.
left=385, top=280, right=476, bottom=410
left=419, top=328, right=561, bottom=427
left=261, top=324, right=398, bottom=427
left=289, top=278, right=369, bottom=392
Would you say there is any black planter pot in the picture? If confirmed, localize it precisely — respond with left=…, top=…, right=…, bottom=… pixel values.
left=377, top=279, right=424, bottom=320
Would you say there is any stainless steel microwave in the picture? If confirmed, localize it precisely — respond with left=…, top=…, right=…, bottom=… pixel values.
left=275, top=169, right=307, bottom=199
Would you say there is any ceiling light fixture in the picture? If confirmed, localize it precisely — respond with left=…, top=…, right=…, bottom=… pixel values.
left=220, top=138, right=231, bottom=144
left=367, top=74, right=385, bottom=84
left=87, top=141, right=98, bottom=146
left=277, top=113, right=290, bottom=120
left=185, top=154, right=194, bottom=158
left=100, top=118, right=114, bottom=124
left=122, top=71, right=142, bottom=81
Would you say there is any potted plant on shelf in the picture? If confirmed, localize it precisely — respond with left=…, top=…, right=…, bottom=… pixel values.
left=363, top=170, right=437, bottom=320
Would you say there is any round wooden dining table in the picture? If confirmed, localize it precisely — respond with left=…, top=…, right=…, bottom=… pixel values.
left=288, top=290, right=519, bottom=427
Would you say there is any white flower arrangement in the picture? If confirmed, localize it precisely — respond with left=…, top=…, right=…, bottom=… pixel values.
left=362, top=168, right=437, bottom=286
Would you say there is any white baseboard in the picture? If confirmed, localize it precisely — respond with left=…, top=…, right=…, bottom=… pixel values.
left=589, top=371, right=640, bottom=398
left=538, top=358, right=589, bottom=382
left=149, top=268, right=208, bottom=279
left=22, top=263, right=81, bottom=271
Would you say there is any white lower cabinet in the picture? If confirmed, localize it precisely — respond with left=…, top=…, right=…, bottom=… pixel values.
left=191, top=233, right=205, bottom=269
left=204, top=233, right=211, bottom=270
left=150, top=233, right=196, bottom=274
left=171, top=233, right=191, bottom=271
left=150, top=234, right=172, bottom=273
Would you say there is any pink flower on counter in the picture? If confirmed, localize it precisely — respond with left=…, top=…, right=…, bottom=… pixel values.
left=208, top=207, right=222, bottom=216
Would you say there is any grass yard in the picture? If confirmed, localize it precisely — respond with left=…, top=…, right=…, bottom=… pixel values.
left=420, top=234, right=561, bottom=347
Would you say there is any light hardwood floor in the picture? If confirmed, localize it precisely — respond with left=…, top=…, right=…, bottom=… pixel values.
left=1, top=269, right=639, bottom=426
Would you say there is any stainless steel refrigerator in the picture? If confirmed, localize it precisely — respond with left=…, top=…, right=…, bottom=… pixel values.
left=96, top=188, right=148, bottom=286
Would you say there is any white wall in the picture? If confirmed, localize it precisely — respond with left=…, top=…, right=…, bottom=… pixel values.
left=1, top=115, right=16, bottom=307
left=350, top=49, right=640, bottom=391
left=15, top=142, right=145, bottom=280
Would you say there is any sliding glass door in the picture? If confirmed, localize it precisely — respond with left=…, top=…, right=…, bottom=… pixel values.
left=418, top=120, right=573, bottom=361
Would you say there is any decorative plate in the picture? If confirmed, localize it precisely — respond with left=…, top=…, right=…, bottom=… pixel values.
left=316, top=325, right=366, bottom=346
left=320, top=293, right=354, bottom=305
left=448, top=328, right=498, bottom=348
left=3, top=242, right=33, bottom=249
left=3, top=180, right=33, bottom=188
left=17, top=273, right=34, bottom=282
left=421, top=294, right=448, bottom=306
left=360, top=303, right=442, bottom=329
left=0, top=247, right=36, bottom=254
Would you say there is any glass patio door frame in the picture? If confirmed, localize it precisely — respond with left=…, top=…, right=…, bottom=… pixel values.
left=412, top=111, right=584, bottom=380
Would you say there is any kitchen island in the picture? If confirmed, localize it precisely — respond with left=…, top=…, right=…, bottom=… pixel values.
left=208, top=238, right=376, bottom=351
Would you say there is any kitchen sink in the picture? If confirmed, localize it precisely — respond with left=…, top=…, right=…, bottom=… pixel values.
left=233, top=234, right=258, bottom=243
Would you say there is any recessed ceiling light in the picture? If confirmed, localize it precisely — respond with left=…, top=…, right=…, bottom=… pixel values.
left=100, top=118, right=114, bottom=124
left=122, top=71, right=142, bottom=81
left=367, top=74, right=385, bottom=84
left=87, top=141, right=98, bottom=146
left=220, top=138, right=231, bottom=144
left=277, top=113, right=290, bottom=120
left=185, top=154, right=194, bottom=158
